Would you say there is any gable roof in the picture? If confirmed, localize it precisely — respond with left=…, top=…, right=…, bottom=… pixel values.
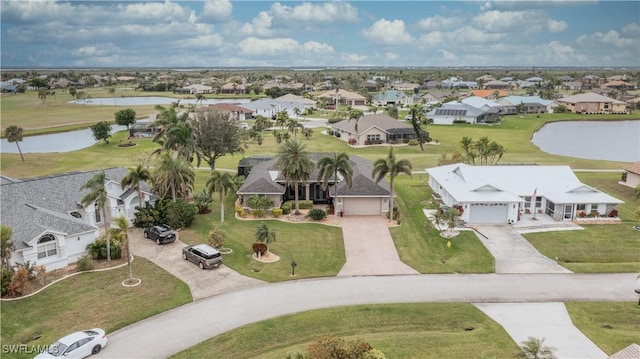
left=461, top=96, right=500, bottom=109
left=499, top=95, right=554, bottom=106
left=274, top=94, right=317, bottom=105
left=557, top=92, right=626, bottom=104
left=426, top=163, right=623, bottom=205
left=374, top=90, right=408, bottom=102
left=471, top=89, right=508, bottom=98
left=330, top=114, right=412, bottom=135
left=317, top=89, right=366, bottom=101
left=204, top=103, right=253, bottom=114
left=623, top=161, right=640, bottom=175
left=427, top=103, right=487, bottom=118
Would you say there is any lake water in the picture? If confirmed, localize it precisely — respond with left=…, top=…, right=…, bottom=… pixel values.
left=1, top=125, right=128, bottom=153
left=532, top=120, right=640, bottom=162
left=67, top=96, right=251, bottom=106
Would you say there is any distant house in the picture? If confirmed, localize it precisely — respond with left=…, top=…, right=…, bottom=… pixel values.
left=602, top=80, right=634, bottom=90
left=220, top=83, right=246, bottom=95
left=274, top=94, right=317, bottom=109
left=1, top=168, right=154, bottom=270
left=622, top=162, right=640, bottom=188
left=422, top=91, right=453, bottom=105
left=497, top=96, right=555, bottom=114
left=427, top=163, right=623, bottom=224
left=422, top=80, right=443, bottom=89
left=200, top=103, right=254, bottom=121
left=317, top=89, right=367, bottom=107
left=242, top=98, right=309, bottom=118
left=483, top=80, right=512, bottom=90
left=426, top=103, right=488, bottom=125
left=391, top=82, right=420, bottom=92
left=330, top=114, right=419, bottom=146
left=563, top=81, right=583, bottom=91
left=373, top=90, right=412, bottom=107
left=237, top=154, right=392, bottom=216
left=461, top=96, right=501, bottom=112
left=556, top=92, right=628, bottom=114
left=470, top=90, right=507, bottom=99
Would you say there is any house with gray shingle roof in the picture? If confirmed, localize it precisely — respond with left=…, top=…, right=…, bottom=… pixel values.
left=330, top=114, right=419, bottom=146
left=237, top=154, right=392, bottom=216
left=1, top=168, right=154, bottom=270
left=372, top=90, right=412, bottom=107
left=556, top=92, right=628, bottom=114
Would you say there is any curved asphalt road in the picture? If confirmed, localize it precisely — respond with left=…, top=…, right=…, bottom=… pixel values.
left=98, top=273, right=636, bottom=358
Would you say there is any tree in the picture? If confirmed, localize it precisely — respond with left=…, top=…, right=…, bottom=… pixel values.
left=348, top=109, right=364, bottom=133
left=407, top=104, right=427, bottom=151
left=274, top=110, right=289, bottom=131
left=164, top=121, right=198, bottom=162
left=371, top=147, right=412, bottom=221
left=108, top=87, right=116, bottom=105
left=254, top=222, right=276, bottom=250
left=114, top=108, right=137, bottom=129
left=317, top=152, right=353, bottom=224
left=191, top=109, right=245, bottom=171
left=286, top=117, right=302, bottom=139
left=120, top=165, right=151, bottom=208
left=253, top=115, right=272, bottom=134
left=90, top=121, right=112, bottom=144
left=206, top=171, right=234, bottom=223
left=153, top=152, right=195, bottom=202
left=80, top=172, right=111, bottom=261
left=5, top=125, right=25, bottom=162
left=68, top=86, right=77, bottom=99
left=1, top=224, right=14, bottom=268
left=195, top=93, right=206, bottom=107
left=516, top=337, right=557, bottom=359
left=114, top=215, right=134, bottom=283
left=460, top=136, right=505, bottom=165
left=385, top=105, right=398, bottom=119
left=274, top=140, right=315, bottom=215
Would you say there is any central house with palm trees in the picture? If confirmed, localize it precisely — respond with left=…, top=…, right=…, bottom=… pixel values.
left=237, top=152, right=394, bottom=216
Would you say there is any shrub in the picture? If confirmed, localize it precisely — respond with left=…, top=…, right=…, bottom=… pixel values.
left=252, top=209, right=266, bottom=218
left=252, top=242, right=268, bottom=256
left=281, top=201, right=292, bottom=214
left=192, top=189, right=212, bottom=214
left=272, top=208, right=283, bottom=218
left=207, top=229, right=226, bottom=249
left=76, top=255, right=95, bottom=271
left=165, top=199, right=197, bottom=229
left=133, top=203, right=164, bottom=228
left=86, top=238, right=123, bottom=260
left=299, top=200, right=313, bottom=209
left=6, top=267, right=28, bottom=297
left=578, top=211, right=587, bottom=218
left=608, top=209, right=618, bottom=218
left=235, top=205, right=244, bottom=214
left=348, top=138, right=357, bottom=145
left=1, top=266, right=13, bottom=296
left=15, top=261, right=38, bottom=280
left=308, top=208, right=327, bottom=220
left=407, top=139, right=419, bottom=146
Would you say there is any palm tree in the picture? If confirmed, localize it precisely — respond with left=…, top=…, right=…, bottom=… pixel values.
left=5, top=125, right=25, bottom=162
left=163, top=121, right=199, bottom=162
left=120, top=165, right=152, bottom=208
left=516, top=337, right=557, bottom=359
left=348, top=109, right=364, bottom=133
left=255, top=222, right=276, bottom=251
left=274, top=140, right=314, bottom=215
left=80, top=171, right=111, bottom=261
left=206, top=171, right=234, bottom=223
left=153, top=152, right=195, bottom=202
left=108, top=87, right=116, bottom=105
left=408, top=104, right=427, bottom=151
left=1, top=224, right=14, bottom=268
left=114, top=215, right=133, bottom=282
left=253, top=115, right=271, bottom=135
left=286, top=118, right=302, bottom=139
left=371, top=147, right=412, bottom=221
left=317, top=152, right=353, bottom=224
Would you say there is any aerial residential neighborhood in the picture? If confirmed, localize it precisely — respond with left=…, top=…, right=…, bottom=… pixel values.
left=1, top=1, right=640, bottom=359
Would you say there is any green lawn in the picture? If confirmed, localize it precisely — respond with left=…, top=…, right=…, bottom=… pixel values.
left=171, top=303, right=519, bottom=359
left=0, top=258, right=192, bottom=359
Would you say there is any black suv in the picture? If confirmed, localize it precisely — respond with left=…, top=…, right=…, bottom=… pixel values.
left=182, top=244, right=223, bottom=269
left=143, top=224, right=176, bottom=245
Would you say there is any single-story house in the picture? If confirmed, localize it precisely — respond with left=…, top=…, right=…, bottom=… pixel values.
left=622, top=162, right=640, bottom=188
left=0, top=168, right=154, bottom=270
left=201, top=103, right=254, bottom=120
left=237, top=154, right=392, bottom=216
left=373, top=90, right=413, bottom=107
left=317, top=89, right=367, bottom=107
left=496, top=95, right=555, bottom=114
left=330, top=114, right=420, bottom=146
left=471, top=89, right=507, bottom=99
left=556, top=92, right=628, bottom=114
left=219, top=83, right=246, bottom=95
left=483, top=80, right=512, bottom=90
left=461, top=96, right=501, bottom=112
left=426, top=103, right=488, bottom=125
left=242, top=98, right=309, bottom=118
left=426, top=163, right=623, bottom=224
left=173, top=84, right=213, bottom=94
left=274, top=94, right=317, bottom=108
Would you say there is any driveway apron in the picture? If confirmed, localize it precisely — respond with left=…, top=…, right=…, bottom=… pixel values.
left=129, top=228, right=266, bottom=301
left=474, top=225, right=571, bottom=274
left=338, top=216, right=419, bottom=276
left=475, top=302, right=607, bottom=359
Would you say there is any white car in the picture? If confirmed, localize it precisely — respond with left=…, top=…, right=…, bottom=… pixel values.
left=35, top=328, right=107, bottom=358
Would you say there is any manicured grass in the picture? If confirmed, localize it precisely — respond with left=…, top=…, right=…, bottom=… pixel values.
left=391, top=175, right=495, bottom=273
left=566, top=302, right=640, bottom=355
left=0, top=257, right=192, bottom=359
left=171, top=303, right=518, bottom=359
left=524, top=172, right=640, bottom=273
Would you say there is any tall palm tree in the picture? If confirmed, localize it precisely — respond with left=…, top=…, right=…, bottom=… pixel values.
left=206, top=171, right=234, bottom=223
left=114, top=215, right=133, bottom=282
left=80, top=171, right=111, bottom=261
left=408, top=104, right=427, bottom=151
left=317, top=152, right=353, bottom=224
left=120, top=165, right=152, bottom=208
left=5, top=125, right=25, bottom=162
left=371, top=147, right=412, bottom=221
left=153, top=152, right=195, bottom=202
left=274, top=140, right=314, bottom=215
left=1, top=224, right=14, bottom=268
left=163, top=121, right=199, bottom=162
left=286, top=118, right=302, bottom=139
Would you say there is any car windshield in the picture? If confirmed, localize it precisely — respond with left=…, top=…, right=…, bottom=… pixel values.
left=47, top=342, right=67, bottom=357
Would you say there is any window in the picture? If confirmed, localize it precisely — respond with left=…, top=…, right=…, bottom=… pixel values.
left=94, top=204, right=101, bottom=223
left=576, top=204, right=586, bottom=211
left=70, top=211, right=82, bottom=219
left=590, top=204, right=599, bottom=213
left=366, top=134, right=380, bottom=141
left=37, top=234, right=57, bottom=259
left=535, top=196, right=542, bottom=208
left=524, top=196, right=531, bottom=207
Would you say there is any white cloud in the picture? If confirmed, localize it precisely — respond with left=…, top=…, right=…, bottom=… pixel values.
left=240, top=11, right=274, bottom=37
left=417, top=31, right=445, bottom=47
left=384, top=52, right=399, bottom=61
left=473, top=10, right=531, bottom=33
left=179, top=34, right=224, bottom=48
left=237, top=37, right=333, bottom=57
left=343, top=53, right=368, bottom=63
left=270, top=2, right=359, bottom=24
left=547, top=19, right=567, bottom=33
left=362, top=19, right=413, bottom=45
left=438, top=49, right=458, bottom=62
left=200, top=0, right=233, bottom=22
left=302, top=41, right=334, bottom=53
left=622, top=22, right=640, bottom=37
left=417, top=15, right=462, bottom=31
left=577, top=29, right=638, bottom=49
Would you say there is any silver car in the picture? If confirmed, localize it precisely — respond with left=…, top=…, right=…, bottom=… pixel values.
left=182, top=244, right=223, bottom=269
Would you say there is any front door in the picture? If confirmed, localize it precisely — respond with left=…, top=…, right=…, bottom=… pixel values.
left=563, top=204, right=573, bottom=220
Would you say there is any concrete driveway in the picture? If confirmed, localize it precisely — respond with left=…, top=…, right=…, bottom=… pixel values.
left=129, top=228, right=265, bottom=301
left=474, top=225, right=571, bottom=274
left=338, top=216, right=419, bottom=276
left=475, top=302, right=607, bottom=359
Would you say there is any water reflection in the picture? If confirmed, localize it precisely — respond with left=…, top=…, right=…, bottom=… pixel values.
left=1, top=126, right=127, bottom=153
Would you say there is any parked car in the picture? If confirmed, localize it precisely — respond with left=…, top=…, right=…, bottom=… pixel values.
left=182, top=244, right=223, bottom=270
left=143, top=224, right=176, bottom=245
left=35, top=328, right=107, bottom=358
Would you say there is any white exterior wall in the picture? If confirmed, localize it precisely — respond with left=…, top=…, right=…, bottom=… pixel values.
left=431, top=115, right=477, bottom=125
left=359, top=128, right=387, bottom=145
left=624, top=172, right=640, bottom=188
left=17, top=230, right=98, bottom=271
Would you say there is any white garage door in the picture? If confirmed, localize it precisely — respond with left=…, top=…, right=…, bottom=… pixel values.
left=468, top=203, right=508, bottom=224
left=343, top=198, right=381, bottom=216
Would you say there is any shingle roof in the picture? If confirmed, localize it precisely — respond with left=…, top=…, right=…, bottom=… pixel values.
left=557, top=92, right=626, bottom=104
left=608, top=343, right=640, bottom=359
left=623, top=161, right=640, bottom=175
left=330, top=114, right=412, bottom=136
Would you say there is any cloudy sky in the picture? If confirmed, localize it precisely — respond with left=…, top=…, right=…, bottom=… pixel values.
left=1, top=0, right=639, bottom=68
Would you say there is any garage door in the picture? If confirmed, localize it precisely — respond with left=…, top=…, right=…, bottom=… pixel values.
left=343, top=198, right=381, bottom=216
left=468, top=203, right=508, bottom=224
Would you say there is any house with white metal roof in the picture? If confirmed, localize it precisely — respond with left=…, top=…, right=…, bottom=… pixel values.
left=426, top=163, right=623, bottom=224
left=426, top=103, right=488, bottom=125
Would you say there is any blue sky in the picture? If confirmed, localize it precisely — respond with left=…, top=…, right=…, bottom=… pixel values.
left=1, top=1, right=639, bottom=68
